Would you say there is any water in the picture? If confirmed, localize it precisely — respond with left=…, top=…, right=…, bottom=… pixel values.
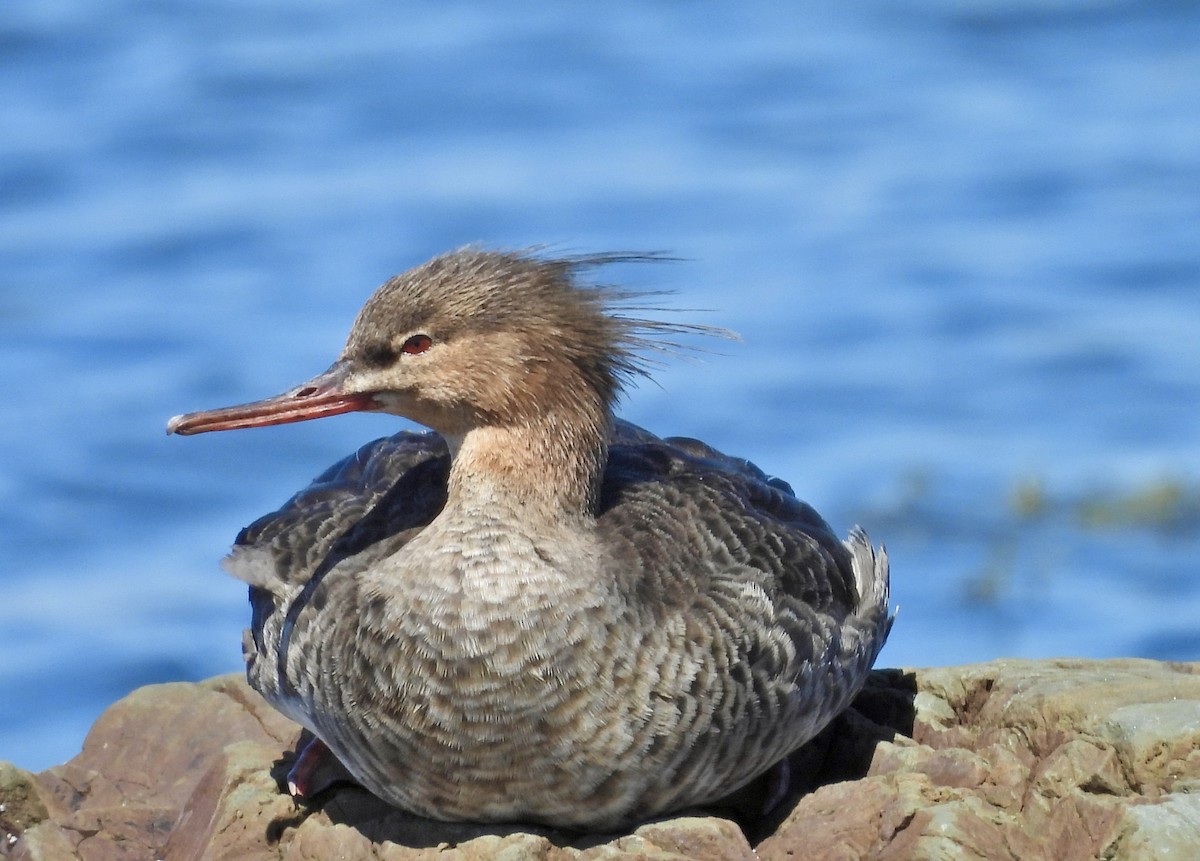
left=2, top=0, right=1198, bottom=772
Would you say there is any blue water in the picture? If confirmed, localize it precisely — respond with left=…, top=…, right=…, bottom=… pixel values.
left=3, top=1, right=1199, bottom=772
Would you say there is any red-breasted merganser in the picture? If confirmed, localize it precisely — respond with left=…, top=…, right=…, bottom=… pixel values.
left=167, top=247, right=892, bottom=830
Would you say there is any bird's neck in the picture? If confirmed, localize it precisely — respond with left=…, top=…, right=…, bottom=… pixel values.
left=442, top=405, right=610, bottom=522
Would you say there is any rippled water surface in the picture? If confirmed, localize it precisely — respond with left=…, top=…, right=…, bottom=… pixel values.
left=2, top=0, right=1199, bottom=770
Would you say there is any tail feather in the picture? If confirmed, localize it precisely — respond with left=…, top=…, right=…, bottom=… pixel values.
left=843, top=526, right=895, bottom=658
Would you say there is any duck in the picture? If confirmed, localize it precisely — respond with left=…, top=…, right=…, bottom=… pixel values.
left=167, top=247, right=892, bottom=830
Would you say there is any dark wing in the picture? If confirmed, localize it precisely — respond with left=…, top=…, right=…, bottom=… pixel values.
left=227, top=431, right=449, bottom=670
left=602, top=419, right=859, bottom=621
left=232, top=431, right=450, bottom=589
left=592, top=421, right=881, bottom=804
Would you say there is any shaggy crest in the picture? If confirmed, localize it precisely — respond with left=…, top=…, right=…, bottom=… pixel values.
left=344, top=246, right=731, bottom=408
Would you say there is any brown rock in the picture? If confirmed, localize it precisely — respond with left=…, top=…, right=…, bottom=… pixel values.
left=3, top=659, right=1198, bottom=860
left=759, top=658, right=1200, bottom=861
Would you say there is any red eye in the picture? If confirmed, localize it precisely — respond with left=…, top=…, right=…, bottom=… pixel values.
left=401, top=334, right=433, bottom=355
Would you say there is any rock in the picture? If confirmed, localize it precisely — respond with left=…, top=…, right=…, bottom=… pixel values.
left=758, top=659, right=1200, bottom=861
left=3, top=659, right=1198, bottom=860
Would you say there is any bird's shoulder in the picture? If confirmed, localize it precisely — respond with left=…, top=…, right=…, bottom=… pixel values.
left=598, top=419, right=859, bottom=622
left=231, top=431, right=449, bottom=586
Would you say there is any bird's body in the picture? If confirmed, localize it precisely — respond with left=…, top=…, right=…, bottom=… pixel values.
left=168, top=248, right=892, bottom=830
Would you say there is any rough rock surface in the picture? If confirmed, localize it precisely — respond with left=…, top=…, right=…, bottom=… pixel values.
left=3, top=659, right=1198, bottom=860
